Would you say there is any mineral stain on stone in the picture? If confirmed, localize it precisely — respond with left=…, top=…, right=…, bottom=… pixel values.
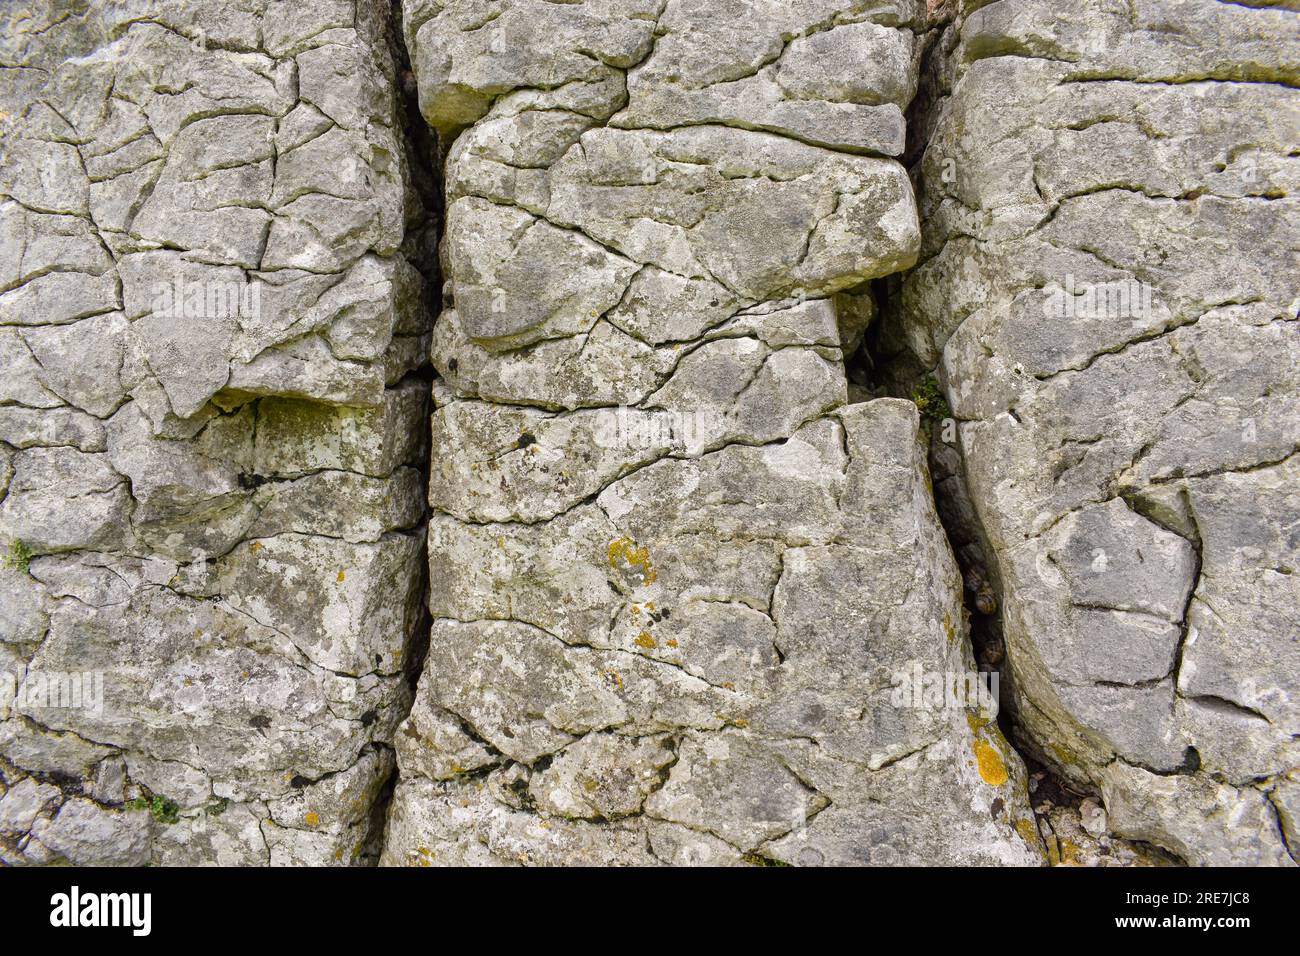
left=608, top=537, right=658, bottom=585
left=974, top=740, right=1010, bottom=787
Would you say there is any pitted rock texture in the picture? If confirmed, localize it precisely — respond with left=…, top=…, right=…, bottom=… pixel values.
left=892, top=0, right=1299, bottom=865
left=383, top=0, right=1044, bottom=867
left=2, top=0, right=1294, bottom=869
left=0, top=1, right=429, bottom=865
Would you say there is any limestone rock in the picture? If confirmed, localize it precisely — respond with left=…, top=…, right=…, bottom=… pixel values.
left=4, top=0, right=1294, bottom=870
left=0, top=0, right=428, bottom=866
left=389, top=0, right=1041, bottom=867
left=894, top=0, right=1300, bottom=865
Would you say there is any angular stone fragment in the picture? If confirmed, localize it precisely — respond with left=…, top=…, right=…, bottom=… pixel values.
left=29, top=797, right=151, bottom=867
left=530, top=733, right=676, bottom=820
left=614, top=3, right=923, bottom=155
left=1102, top=761, right=1293, bottom=867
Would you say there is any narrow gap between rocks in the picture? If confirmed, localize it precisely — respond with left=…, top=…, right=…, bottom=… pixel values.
left=851, top=8, right=1153, bottom=867
left=366, top=1, right=1183, bottom=868
left=362, top=0, right=444, bottom=863
left=859, top=285, right=1180, bottom=864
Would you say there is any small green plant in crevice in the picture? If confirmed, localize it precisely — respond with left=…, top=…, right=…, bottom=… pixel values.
left=911, top=374, right=952, bottom=432
left=2, top=539, right=33, bottom=575
left=204, top=798, right=229, bottom=817
left=126, top=794, right=181, bottom=825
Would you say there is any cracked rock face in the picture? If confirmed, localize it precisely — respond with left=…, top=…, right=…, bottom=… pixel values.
left=895, top=0, right=1299, bottom=865
left=383, top=0, right=1043, bottom=867
left=0, top=1, right=429, bottom=865
left=3, top=0, right=1294, bottom=869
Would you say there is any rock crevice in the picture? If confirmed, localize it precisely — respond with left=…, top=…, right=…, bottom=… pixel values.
left=879, top=0, right=1299, bottom=866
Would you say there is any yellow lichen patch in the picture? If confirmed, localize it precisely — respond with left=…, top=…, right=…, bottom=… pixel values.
left=666, top=638, right=679, bottom=648
left=1050, top=742, right=1079, bottom=766
left=634, top=631, right=657, bottom=649
left=1015, top=817, right=1041, bottom=848
left=974, top=740, right=1009, bottom=786
left=304, top=811, right=320, bottom=827
left=1044, top=832, right=1082, bottom=867
left=966, top=711, right=991, bottom=733
left=337, top=570, right=346, bottom=583
left=603, top=669, right=624, bottom=690
left=942, top=612, right=957, bottom=644
left=607, top=537, right=658, bottom=584
left=250, top=541, right=262, bottom=552
left=1057, top=839, right=1082, bottom=866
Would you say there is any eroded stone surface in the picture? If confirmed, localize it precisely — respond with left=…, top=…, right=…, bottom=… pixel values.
left=0, top=1, right=429, bottom=866
left=5, top=0, right=1292, bottom=870
left=892, top=0, right=1300, bottom=865
left=386, top=0, right=1042, bottom=867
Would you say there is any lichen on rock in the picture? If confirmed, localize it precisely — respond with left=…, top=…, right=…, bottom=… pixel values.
left=383, top=0, right=1043, bottom=867
left=889, top=0, right=1299, bottom=866
left=0, top=0, right=431, bottom=866
left=2, top=0, right=1294, bottom=869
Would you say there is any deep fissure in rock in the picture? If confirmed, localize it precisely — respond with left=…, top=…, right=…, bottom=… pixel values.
left=870, top=0, right=1299, bottom=867
left=861, top=3, right=1164, bottom=867
left=364, top=0, right=445, bottom=861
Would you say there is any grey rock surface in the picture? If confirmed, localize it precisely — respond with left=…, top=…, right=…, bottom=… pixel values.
left=385, top=0, right=1043, bottom=867
left=2, top=0, right=1295, bottom=869
left=0, top=0, right=429, bottom=865
left=892, top=0, right=1299, bottom=865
